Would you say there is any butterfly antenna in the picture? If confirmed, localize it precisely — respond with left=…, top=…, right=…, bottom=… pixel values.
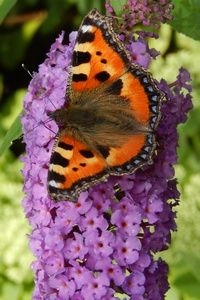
left=23, top=117, right=57, bottom=137
left=22, top=64, right=33, bottom=78
left=48, top=98, right=57, bottom=110
left=42, top=119, right=57, bottom=135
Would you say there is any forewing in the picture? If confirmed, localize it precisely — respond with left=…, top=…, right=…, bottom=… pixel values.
left=68, top=9, right=130, bottom=96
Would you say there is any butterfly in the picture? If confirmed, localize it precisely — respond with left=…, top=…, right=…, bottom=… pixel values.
left=47, top=8, right=163, bottom=202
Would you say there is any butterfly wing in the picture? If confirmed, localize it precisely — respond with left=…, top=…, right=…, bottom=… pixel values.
left=68, top=9, right=130, bottom=95
left=104, top=66, right=162, bottom=174
left=48, top=135, right=108, bottom=200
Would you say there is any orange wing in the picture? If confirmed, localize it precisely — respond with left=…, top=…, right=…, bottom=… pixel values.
left=48, top=135, right=109, bottom=200
left=68, top=9, right=130, bottom=95
left=103, top=66, right=162, bottom=173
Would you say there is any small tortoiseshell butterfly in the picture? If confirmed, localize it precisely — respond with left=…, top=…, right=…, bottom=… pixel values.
left=47, top=9, right=163, bottom=201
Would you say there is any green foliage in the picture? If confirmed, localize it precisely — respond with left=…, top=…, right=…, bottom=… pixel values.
left=171, top=0, right=200, bottom=40
left=178, top=107, right=200, bottom=176
left=0, top=151, right=33, bottom=299
left=164, top=172, right=200, bottom=300
left=68, top=0, right=105, bottom=16
left=174, top=271, right=200, bottom=298
left=0, top=89, right=25, bottom=156
left=0, top=0, right=17, bottom=24
left=106, top=0, right=127, bottom=14
left=0, top=115, right=22, bottom=156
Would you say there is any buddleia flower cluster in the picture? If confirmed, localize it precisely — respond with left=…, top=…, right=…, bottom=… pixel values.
left=21, top=1, right=192, bottom=299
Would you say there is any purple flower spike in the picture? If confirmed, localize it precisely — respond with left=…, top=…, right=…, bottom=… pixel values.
left=106, top=0, right=174, bottom=30
left=22, top=7, right=192, bottom=300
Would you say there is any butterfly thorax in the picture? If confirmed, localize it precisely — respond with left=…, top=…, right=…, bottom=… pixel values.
left=49, top=89, right=150, bottom=156
left=49, top=106, right=99, bottom=129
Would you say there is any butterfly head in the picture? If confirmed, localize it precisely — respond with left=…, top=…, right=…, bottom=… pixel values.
left=47, top=107, right=70, bottom=129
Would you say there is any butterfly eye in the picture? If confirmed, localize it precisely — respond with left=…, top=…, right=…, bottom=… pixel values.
left=47, top=109, right=64, bottom=127
left=46, top=110, right=53, bottom=118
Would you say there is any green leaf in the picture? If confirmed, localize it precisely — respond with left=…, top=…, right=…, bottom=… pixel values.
left=1, top=282, right=20, bottom=300
left=165, top=286, right=180, bottom=300
left=0, top=114, right=22, bottom=156
left=107, top=0, right=127, bottom=15
left=0, top=0, right=17, bottom=24
left=170, top=0, right=200, bottom=40
left=173, top=271, right=200, bottom=298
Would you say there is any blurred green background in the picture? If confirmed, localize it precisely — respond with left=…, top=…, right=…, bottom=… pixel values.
left=0, top=1, right=200, bottom=299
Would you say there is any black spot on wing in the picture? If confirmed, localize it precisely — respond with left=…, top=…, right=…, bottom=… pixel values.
left=51, top=152, right=69, bottom=168
left=106, top=79, right=123, bottom=95
left=72, top=73, right=88, bottom=82
left=72, top=167, right=78, bottom=172
left=77, top=31, right=95, bottom=43
left=72, top=51, right=91, bottom=66
left=96, top=51, right=102, bottom=56
left=80, top=162, right=87, bottom=167
left=48, top=170, right=66, bottom=183
left=95, top=71, right=110, bottom=82
left=100, top=59, right=107, bottom=64
left=79, top=149, right=94, bottom=158
left=48, top=184, right=64, bottom=196
left=96, top=145, right=110, bottom=158
left=58, top=142, right=73, bottom=151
